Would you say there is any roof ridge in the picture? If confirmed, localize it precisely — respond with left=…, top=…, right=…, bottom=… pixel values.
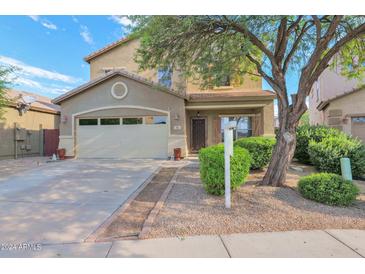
left=84, top=36, right=134, bottom=63
left=317, top=86, right=364, bottom=110
left=52, top=69, right=187, bottom=104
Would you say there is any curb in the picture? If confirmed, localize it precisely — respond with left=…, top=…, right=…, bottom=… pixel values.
left=84, top=166, right=162, bottom=243
left=138, top=164, right=186, bottom=239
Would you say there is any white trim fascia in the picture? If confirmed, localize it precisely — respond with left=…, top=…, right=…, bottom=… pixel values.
left=59, top=135, right=73, bottom=139
left=169, top=134, right=187, bottom=137
left=185, top=104, right=266, bottom=110
left=218, top=113, right=260, bottom=117
left=71, top=105, right=171, bottom=137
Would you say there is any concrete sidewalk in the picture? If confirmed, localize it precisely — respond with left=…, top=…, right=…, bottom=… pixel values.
left=1, top=229, right=364, bottom=258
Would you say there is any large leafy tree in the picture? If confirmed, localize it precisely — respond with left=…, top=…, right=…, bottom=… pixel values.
left=131, top=16, right=365, bottom=186
left=0, top=65, right=13, bottom=120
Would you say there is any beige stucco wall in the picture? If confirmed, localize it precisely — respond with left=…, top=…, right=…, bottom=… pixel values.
left=88, top=38, right=262, bottom=94
left=261, top=101, right=275, bottom=136
left=58, top=74, right=186, bottom=157
left=89, top=39, right=186, bottom=92
left=309, top=66, right=363, bottom=125
left=187, top=75, right=262, bottom=93
left=0, top=107, right=59, bottom=159
left=322, top=88, right=365, bottom=138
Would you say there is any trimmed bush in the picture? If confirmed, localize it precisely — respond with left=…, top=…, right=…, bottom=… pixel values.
left=199, top=144, right=251, bottom=196
left=234, top=137, right=276, bottom=169
left=295, top=125, right=345, bottom=163
left=308, top=135, right=365, bottom=177
left=298, top=173, right=359, bottom=206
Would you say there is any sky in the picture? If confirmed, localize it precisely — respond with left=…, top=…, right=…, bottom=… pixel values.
left=0, top=15, right=299, bottom=107
left=0, top=15, right=132, bottom=98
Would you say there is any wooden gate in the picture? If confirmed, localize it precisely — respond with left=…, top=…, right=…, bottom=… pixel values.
left=43, top=129, right=59, bottom=156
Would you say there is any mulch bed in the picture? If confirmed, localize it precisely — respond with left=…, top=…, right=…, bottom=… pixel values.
left=144, top=162, right=365, bottom=239
left=95, top=167, right=177, bottom=241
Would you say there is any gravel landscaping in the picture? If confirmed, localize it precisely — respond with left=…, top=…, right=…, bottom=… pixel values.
left=95, top=167, right=177, bottom=241
left=145, top=161, right=365, bottom=239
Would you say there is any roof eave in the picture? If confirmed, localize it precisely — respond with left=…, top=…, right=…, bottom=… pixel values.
left=83, top=36, right=135, bottom=63
left=52, top=70, right=187, bottom=105
left=187, top=95, right=276, bottom=103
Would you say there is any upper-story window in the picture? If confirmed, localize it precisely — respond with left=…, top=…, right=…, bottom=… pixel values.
left=158, top=67, right=173, bottom=88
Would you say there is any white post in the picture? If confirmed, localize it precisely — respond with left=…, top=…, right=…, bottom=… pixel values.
left=224, top=121, right=236, bottom=209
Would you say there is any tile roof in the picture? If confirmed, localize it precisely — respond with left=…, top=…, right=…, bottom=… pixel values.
left=84, top=36, right=133, bottom=63
left=52, top=69, right=187, bottom=104
left=188, top=90, right=276, bottom=102
left=5, top=89, right=60, bottom=114
left=317, top=87, right=364, bottom=111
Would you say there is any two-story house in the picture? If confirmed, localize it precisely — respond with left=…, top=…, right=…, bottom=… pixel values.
left=52, top=37, right=275, bottom=159
left=309, top=64, right=365, bottom=143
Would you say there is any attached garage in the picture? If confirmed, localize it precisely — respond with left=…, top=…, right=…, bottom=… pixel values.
left=76, top=116, right=168, bottom=159
left=53, top=70, right=187, bottom=159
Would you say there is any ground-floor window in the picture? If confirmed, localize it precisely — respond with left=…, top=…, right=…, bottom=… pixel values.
left=145, top=116, right=167, bottom=125
left=221, top=116, right=252, bottom=141
left=122, top=117, right=143, bottom=125
left=352, top=117, right=365, bottom=123
left=79, top=118, right=98, bottom=126
left=100, top=118, right=120, bottom=125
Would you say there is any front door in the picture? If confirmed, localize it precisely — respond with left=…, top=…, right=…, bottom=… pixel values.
left=191, top=118, right=206, bottom=152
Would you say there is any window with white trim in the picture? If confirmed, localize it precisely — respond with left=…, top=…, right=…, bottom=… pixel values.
left=100, top=118, right=120, bottom=125
left=221, top=116, right=252, bottom=141
left=158, top=67, right=173, bottom=88
left=79, top=118, right=98, bottom=126
left=122, top=117, right=143, bottom=125
left=145, top=116, right=167, bottom=125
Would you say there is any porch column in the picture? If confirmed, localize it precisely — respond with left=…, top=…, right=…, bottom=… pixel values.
left=261, top=101, right=275, bottom=136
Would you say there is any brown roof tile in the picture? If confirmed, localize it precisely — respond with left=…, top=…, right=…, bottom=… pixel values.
left=52, top=69, right=187, bottom=104
left=6, top=89, right=60, bottom=114
left=317, top=87, right=364, bottom=111
left=84, top=36, right=133, bottom=63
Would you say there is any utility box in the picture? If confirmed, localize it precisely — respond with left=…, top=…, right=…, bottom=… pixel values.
left=15, top=127, right=26, bottom=141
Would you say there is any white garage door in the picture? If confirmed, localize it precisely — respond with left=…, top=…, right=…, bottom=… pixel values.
left=76, top=116, right=168, bottom=159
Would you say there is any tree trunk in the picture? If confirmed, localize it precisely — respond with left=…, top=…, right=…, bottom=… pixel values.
left=261, top=123, right=297, bottom=187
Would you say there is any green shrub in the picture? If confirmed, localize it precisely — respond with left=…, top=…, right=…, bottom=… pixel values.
left=234, top=137, right=276, bottom=169
left=295, top=125, right=345, bottom=163
left=298, top=173, right=359, bottom=206
left=199, top=144, right=251, bottom=196
left=308, top=135, right=365, bottom=177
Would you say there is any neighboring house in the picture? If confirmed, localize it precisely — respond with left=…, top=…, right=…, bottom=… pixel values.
left=0, top=89, right=60, bottom=159
left=53, top=37, right=275, bottom=159
left=309, top=65, right=365, bottom=143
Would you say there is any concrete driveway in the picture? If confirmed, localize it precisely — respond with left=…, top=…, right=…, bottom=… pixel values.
left=0, top=159, right=162, bottom=245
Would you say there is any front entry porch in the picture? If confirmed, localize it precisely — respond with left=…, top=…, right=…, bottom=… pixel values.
left=185, top=98, right=275, bottom=154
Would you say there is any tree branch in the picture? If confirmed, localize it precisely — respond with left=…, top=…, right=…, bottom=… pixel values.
left=283, top=21, right=314, bottom=73
left=274, top=17, right=288, bottom=58
left=308, top=23, right=365, bottom=90
left=312, top=15, right=322, bottom=43
left=287, top=16, right=303, bottom=34
left=221, top=16, right=276, bottom=62
left=274, top=17, right=288, bottom=62
left=245, top=54, right=276, bottom=87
